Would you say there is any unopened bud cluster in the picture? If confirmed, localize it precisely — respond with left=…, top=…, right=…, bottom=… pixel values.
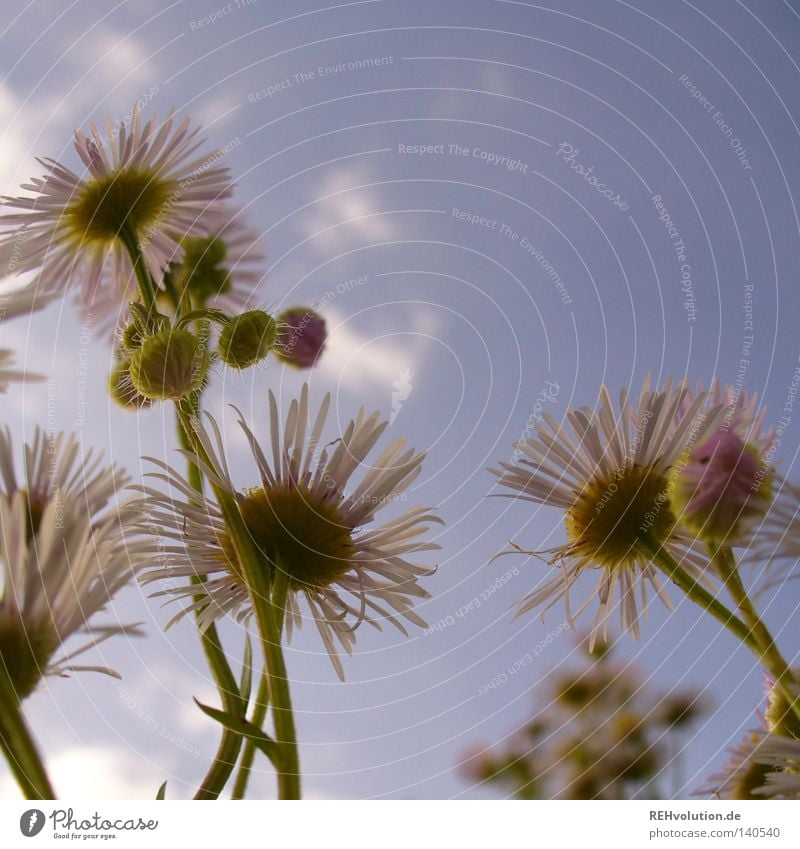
left=109, top=300, right=327, bottom=407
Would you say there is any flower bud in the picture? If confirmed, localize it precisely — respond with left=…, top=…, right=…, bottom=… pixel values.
left=121, top=303, right=170, bottom=352
left=129, top=329, right=209, bottom=400
left=109, top=357, right=153, bottom=410
left=274, top=307, right=326, bottom=369
left=218, top=310, right=277, bottom=369
left=671, top=428, right=772, bottom=543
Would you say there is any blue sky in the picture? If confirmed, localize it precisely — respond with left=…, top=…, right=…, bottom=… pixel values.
left=1, top=0, right=800, bottom=799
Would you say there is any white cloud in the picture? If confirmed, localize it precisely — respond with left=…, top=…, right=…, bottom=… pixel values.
left=0, top=745, right=158, bottom=800
left=302, top=168, right=398, bottom=248
left=320, top=314, right=414, bottom=393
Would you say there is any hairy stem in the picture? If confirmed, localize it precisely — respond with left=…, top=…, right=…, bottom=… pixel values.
left=119, top=228, right=158, bottom=312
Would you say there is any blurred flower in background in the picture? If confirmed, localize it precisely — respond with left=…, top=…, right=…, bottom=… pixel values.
left=459, top=639, right=707, bottom=799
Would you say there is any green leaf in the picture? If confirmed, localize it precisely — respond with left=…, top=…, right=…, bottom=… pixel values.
left=155, top=781, right=167, bottom=800
left=194, top=699, right=282, bottom=769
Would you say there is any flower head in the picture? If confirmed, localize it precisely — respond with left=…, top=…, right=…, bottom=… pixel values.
left=0, top=106, right=235, bottom=325
left=671, top=428, right=772, bottom=544
left=0, top=427, right=147, bottom=698
left=695, top=731, right=772, bottom=799
left=274, top=307, right=326, bottom=369
left=137, top=385, right=441, bottom=678
left=489, top=377, right=727, bottom=646
left=754, top=734, right=800, bottom=798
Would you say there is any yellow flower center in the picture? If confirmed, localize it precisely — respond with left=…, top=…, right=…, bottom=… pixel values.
left=64, top=170, right=176, bottom=244
left=231, top=484, right=355, bottom=592
left=563, top=463, right=675, bottom=568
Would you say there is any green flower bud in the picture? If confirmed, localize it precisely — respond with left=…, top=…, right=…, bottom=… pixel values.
left=129, top=329, right=209, bottom=401
left=121, top=321, right=144, bottom=351
left=108, top=357, right=152, bottom=410
left=218, top=310, right=277, bottom=369
left=122, top=303, right=170, bottom=352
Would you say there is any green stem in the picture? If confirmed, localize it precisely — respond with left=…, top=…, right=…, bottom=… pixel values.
left=176, top=309, right=230, bottom=329
left=711, top=545, right=800, bottom=726
left=0, top=664, right=55, bottom=799
left=640, top=537, right=759, bottom=652
left=174, top=398, right=245, bottom=800
left=119, top=228, right=158, bottom=312
left=255, top=578, right=300, bottom=800
left=192, top=614, right=245, bottom=800
left=231, top=673, right=269, bottom=800
left=176, top=403, right=301, bottom=799
left=232, top=563, right=291, bottom=800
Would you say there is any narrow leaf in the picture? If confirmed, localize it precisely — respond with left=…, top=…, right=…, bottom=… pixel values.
left=194, top=699, right=282, bottom=769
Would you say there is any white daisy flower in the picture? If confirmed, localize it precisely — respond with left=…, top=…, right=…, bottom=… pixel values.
left=754, top=734, right=800, bottom=798
left=742, top=477, right=800, bottom=577
left=136, top=385, right=442, bottom=679
left=0, top=427, right=147, bottom=698
left=695, top=730, right=772, bottom=799
left=489, top=377, right=727, bottom=646
left=0, top=106, right=234, bottom=319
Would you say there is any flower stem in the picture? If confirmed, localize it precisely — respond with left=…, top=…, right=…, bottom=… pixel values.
left=711, top=545, right=800, bottom=726
left=243, top=558, right=300, bottom=800
left=231, top=673, right=269, bottom=800
left=640, top=537, right=759, bottom=652
left=119, top=228, right=158, bottom=312
left=231, top=567, right=288, bottom=800
left=176, top=403, right=301, bottom=799
left=173, top=399, right=246, bottom=800
left=192, top=632, right=244, bottom=800
left=0, top=663, right=55, bottom=799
